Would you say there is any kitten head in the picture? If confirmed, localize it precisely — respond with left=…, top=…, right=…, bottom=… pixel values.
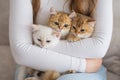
left=48, top=8, right=74, bottom=32
left=71, top=13, right=96, bottom=38
left=32, top=24, right=61, bottom=48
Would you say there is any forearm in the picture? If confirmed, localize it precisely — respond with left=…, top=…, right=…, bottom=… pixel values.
left=10, top=43, right=87, bottom=73
left=85, top=58, right=102, bottom=73
left=11, top=44, right=72, bottom=72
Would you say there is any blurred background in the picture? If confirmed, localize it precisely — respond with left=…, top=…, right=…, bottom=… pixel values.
left=0, top=0, right=16, bottom=80
left=0, top=0, right=120, bottom=80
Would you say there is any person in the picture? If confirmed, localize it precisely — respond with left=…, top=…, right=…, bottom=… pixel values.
left=9, top=0, right=113, bottom=80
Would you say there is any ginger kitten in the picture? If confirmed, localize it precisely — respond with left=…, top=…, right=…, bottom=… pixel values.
left=67, top=12, right=96, bottom=42
left=48, top=8, right=74, bottom=40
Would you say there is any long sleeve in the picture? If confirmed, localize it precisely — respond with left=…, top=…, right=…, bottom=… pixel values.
left=48, top=0, right=113, bottom=58
left=9, top=0, right=86, bottom=72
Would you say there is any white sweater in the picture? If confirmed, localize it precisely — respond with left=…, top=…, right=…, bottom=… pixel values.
left=9, top=0, right=113, bottom=72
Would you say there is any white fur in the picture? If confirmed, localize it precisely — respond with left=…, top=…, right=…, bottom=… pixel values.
left=61, top=30, right=69, bottom=39
left=32, top=25, right=60, bottom=48
left=50, top=7, right=57, bottom=15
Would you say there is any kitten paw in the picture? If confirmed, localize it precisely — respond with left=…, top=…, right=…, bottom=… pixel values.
left=66, top=70, right=76, bottom=74
left=67, top=38, right=80, bottom=42
left=43, top=71, right=60, bottom=80
left=67, top=34, right=80, bottom=42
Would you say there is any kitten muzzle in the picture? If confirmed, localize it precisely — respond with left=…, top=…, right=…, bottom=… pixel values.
left=59, top=27, right=63, bottom=31
left=40, top=43, right=45, bottom=48
left=40, top=45, right=45, bottom=48
left=56, top=29, right=62, bottom=32
left=72, top=32, right=77, bottom=37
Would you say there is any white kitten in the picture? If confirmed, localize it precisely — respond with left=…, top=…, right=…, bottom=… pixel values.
left=17, top=25, right=60, bottom=80
left=18, top=25, right=60, bottom=80
left=32, top=24, right=61, bottom=48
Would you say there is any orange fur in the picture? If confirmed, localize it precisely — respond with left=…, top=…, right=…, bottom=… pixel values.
left=41, top=71, right=60, bottom=80
left=48, top=12, right=71, bottom=31
left=67, top=13, right=96, bottom=42
left=48, top=11, right=72, bottom=39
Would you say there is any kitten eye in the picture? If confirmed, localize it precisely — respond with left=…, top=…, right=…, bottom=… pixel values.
left=37, top=71, right=44, bottom=77
left=46, top=40, right=51, bottom=43
left=38, top=39, right=41, bottom=42
left=64, top=24, right=69, bottom=27
left=80, top=29, right=85, bottom=32
left=54, top=22, right=59, bottom=25
left=73, top=26, right=76, bottom=29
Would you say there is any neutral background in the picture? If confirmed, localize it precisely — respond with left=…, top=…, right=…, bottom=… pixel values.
left=0, top=0, right=16, bottom=80
left=0, top=0, right=120, bottom=80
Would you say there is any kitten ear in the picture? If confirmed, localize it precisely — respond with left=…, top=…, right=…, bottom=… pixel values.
left=87, top=20, right=96, bottom=27
left=52, top=30, right=61, bottom=38
left=69, top=11, right=77, bottom=19
left=50, top=7, right=57, bottom=15
left=32, top=24, right=40, bottom=32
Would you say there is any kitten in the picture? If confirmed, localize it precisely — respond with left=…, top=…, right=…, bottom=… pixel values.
left=19, top=25, right=61, bottom=80
left=24, top=70, right=76, bottom=80
left=48, top=8, right=74, bottom=40
left=32, top=24, right=61, bottom=48
left=67, top=12, right=96, bottom=42
left=24, top=70, right=60, bottom=80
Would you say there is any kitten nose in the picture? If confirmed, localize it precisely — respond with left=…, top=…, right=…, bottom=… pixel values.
left=75, top=31, right=79, bottom=34
left=59, top=27, right=63, bottom=30
left=41, top=43, right=45, bottom=47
